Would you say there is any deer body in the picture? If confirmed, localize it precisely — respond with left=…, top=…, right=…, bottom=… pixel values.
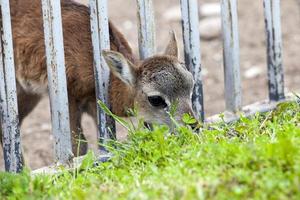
left=1, top=0, right=196, bottom=157
left=11, top=0, right=135, bottom=116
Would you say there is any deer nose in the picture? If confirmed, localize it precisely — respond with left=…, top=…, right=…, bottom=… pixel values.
left=144, top=122, right=153, bottom=130
left=188, top=121, right=200, bottom=131
left=186, top=110, right=200, bottom=131
left=189, top=122, right=197, bottom=129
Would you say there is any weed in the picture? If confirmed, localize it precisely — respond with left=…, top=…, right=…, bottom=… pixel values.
left=0, top=102, right=299, bottom=199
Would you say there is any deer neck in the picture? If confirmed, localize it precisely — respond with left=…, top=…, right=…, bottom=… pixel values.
left=109, top=74, right=135, bottom=117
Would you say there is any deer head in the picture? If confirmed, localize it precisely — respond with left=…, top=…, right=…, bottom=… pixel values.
left=103, top=33, right=196, bottom=128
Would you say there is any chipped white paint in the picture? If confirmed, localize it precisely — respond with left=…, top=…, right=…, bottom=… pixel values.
left=90, top=0, right=115, bottom=148
left=136, top=0, right=156, bottom=59
left=0, top=0, right=23, bottom=173
left=220, top=0, right=242, bottom=112
left=263, top=0, right=284, bottom=101
left=180, top=0, right=204, bottom=120
left=41, top=0, right=73, bottom=164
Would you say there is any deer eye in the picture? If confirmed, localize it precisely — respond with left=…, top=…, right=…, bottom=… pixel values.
left=148, top=96, right=167, bottom=108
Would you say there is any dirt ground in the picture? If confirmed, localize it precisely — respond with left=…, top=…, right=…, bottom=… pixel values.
left=1, top=0, right=299, bottom=170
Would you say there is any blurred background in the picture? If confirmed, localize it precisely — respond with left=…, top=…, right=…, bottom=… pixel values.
left=1, top=0, right=299, bottom=170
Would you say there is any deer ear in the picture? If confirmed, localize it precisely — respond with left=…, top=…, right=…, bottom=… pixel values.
left=164, top=31, right=179, bottom=58
left=102, top=50, right=136, bottom=86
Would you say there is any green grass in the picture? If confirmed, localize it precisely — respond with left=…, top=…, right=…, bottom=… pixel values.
left=1, top=101, right=300, bottom=200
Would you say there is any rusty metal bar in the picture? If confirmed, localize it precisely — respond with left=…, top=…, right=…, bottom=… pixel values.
left=90, top=0, right=115, bottom=149
left=263, top=0, right=285, bottom=101
left=41, top=0, right=73, bottom=164
left=180, top=0, right=204, bottom=121
left=136, top=0, right=156, bottom=59
left=0, top=0, right=23, bottom=172
left=220, top=0, right=242, bottom=113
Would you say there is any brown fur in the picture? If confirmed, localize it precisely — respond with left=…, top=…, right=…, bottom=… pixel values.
left=7, top=0, right=136, bottom=156
left=11, top=0, right=135, bottom=112
left=1, top=0, right=196, bottom=159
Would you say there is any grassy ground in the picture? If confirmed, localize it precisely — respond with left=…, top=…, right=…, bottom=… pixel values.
left=1, top=101, right=300, bottom=200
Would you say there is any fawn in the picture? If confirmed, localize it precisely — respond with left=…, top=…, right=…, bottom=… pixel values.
left=0, top=0, right=196, bottom=156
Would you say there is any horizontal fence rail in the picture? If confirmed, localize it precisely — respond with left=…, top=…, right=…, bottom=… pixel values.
left=220, top=0, right=242, bottom=113
left=41, top=0, right=73, bottom=164
left=263, top=0, right=285, bottom=101
left=180, top=0, right=204, bottom=121
left=90, top=0, right=115, bottom=151
left=0, top=0, right=23, bottom=173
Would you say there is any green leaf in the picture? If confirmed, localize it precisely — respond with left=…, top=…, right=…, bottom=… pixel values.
left=98, top=100, right=132, bottom=131
left=79, top=150, right=95, bottom=171
left=182, top=113, right=197, bottom=125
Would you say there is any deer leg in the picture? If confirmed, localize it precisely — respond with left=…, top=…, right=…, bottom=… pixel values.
left=68, top=98, right=88, bottom=156
left=1, top=82, right=41, bottom=143
left=1, top=82, right=41, bottom=166
left=84, top=97, right=97, bottom=125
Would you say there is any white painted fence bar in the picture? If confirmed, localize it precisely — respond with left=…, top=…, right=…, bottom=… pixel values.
left=220, top=0, right=242, bottom=113
left=263, top=0, right=285, bottom=101
left=180, top=0, right=204, bottom=121
left=0, top=0, right=23, bottom=172
left=90, top=0, right=115, bottom=147
left=136, top=0, right=156, bottom=59
left=1, top=0, right=292, bottom=173
left=41, top=0, right=73, bottom=164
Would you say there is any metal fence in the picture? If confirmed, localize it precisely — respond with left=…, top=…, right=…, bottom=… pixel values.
left=0, top=0, right=285, bottom=172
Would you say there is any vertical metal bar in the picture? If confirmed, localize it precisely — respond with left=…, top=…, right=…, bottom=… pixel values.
left=90, top=0, right=115, bottom=150
left=136, top=0, right=156, bottom=59
left=41, top=0, right=73, bottom=164
left=0, top=0, right=23, bottom=172
left=220, top=0, right=242, bottom=112
left=263, top=0, right=284, bottom=101
left=180, top=0, right=204, bottom=121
